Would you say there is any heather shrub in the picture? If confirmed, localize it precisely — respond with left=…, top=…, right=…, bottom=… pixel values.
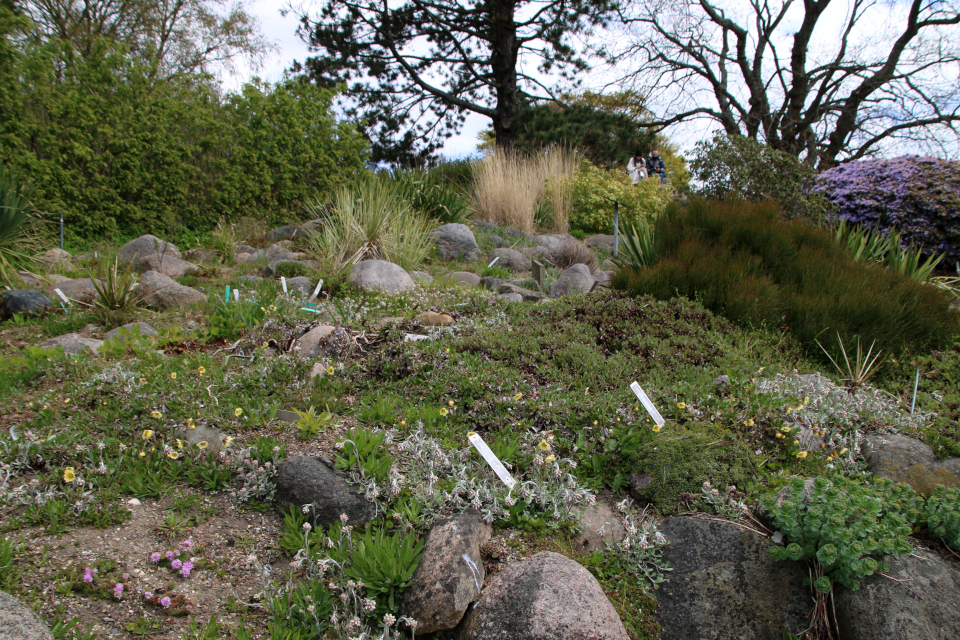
left=690, top=134, right=834, bottom=224
left=612, top=198, right=959, bottom=365
left=550, top=241, right=598, bottom=271
left=569, top=160, right=672, bottom=234
left=815, top=156, right=960, bottom=266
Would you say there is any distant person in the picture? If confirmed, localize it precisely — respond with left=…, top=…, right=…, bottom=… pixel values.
left=626, top=150, right=647, bottom=185
left=646, top=149, right=666, bottom=182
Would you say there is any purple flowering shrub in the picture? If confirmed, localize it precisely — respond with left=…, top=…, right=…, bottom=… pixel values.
left=815, top=156, right=960, bottom=265
left=149, top=539, right=195, bottom=578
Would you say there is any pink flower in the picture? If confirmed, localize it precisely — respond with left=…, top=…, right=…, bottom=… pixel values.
left=165, top=551, right=175, bottom=560
left=179, top=561, right=193, bottom=577
left=150, top=552, right=161, bottom=562
left=160, top=596, right=171, bottom=608
left=171, top=559, right=182, bottom=570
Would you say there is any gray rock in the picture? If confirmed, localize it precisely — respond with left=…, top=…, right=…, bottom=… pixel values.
left=273, top=456, right=376, bottom=527
left=300, top=219, right=322, bottom=234
left=237, top=275, right=264, bottom=284
left=234, top=251, right=262, bottom=264
left=489, top=248, right=531, bottom=272
left=46, top=278, right=102, bottom=305
left=285, top=276, right=313, bottom=296
left=349, top=260, right=415, bottom=294
left=656, top=517, right=810, bottom=640
left=184, top=248, right=219, bottom=263
left=456, top=551, right=629, bottom=640
left=264, top=244, right=302, bottom=263
left=502, top=227, right=524, bottom=238
left=137, top=271, right=207, bottom=310
left=471, top=220, right=500, bottom=232
left=592, top=270, right=613, bottom=288
left=401, top=512, right=491, bottom=633
left=479, top=276, right=506, bottom=291
left=499, top=293, right=523, bottom=303
left=118, top=234, right=181, bottom=264
left=535, top=233, right=579, bottom=252
left=411, top=271, right=434, bottom=285
left=519, top=246, right=551, bottom=261
left=296, top=324, right=337, bottom=357
left=135, top=253, right=199, bottom=278
left=36, top=248, right=72, bottom=268
left=488, top=235, right=504, bottom=248
left=713, top=375, right=731, bottom=388
left=104, top=322, right=159, bottom=341
left=37, top=333, right=104, bottom=355
left=431, top=223, right=482, bottom=261
left=444, top=271, right=481, bottom=287
left=548, top=264, right=595, bottom=297
left=863, top=433, right=960, bottom=495
left=262, top=260, right=318, bottom=277
left=14, top=272, right=41, bottom=287
left=266, top=225, right=304, bottom=241
left=834, top=546, right=960, bottom=640
left=235, top=244, right=258, bottom=255
left=498, top=283, right=544, bottom=302
left=573, top=502, right=626, bottom=554
left=1, top=289, right=52, bottom=319
left=584, top=234, right=615, bottom=251
left=176, top=424, right=229, bottom=457
left=628, top=473, right=656, bottom=504
left=0, top=591, right=53, bottom=640
left=601, top=258, right=617, bottom=270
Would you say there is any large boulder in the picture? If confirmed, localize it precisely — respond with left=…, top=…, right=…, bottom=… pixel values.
left=584, top=235, right=615, bottom=251
left=863, top=433, right=960, bottom=495
left=183, top=248, right=219, bottom=264
left=118, top=234, right=181, bottom=264
left=489, top=248, right=531, bottom=272
left=136, top=271, right=206, bottom=310
left=656, top=517, right=810, bottom=640
left=1, top=289, right=52, bottom=320
left=456, top=551, right=629, bottom=640
left=349, top=260, right=415, bottom=294
left=104, top=322, right=159, bottom=342
left=296, top=324, right=337, bottom=357
left=135, top=253, right=199, bottom=278
left=264, top=244, right=302, bottom=263
left=266, top=225, right=305, bottom=242
left=444, top=271, right=481, bottom=287
left=498, top=283, right=544, bottom=302
left=273, top=456, right=376, bottom=527
left=548, top=264, right=595, bottom=297
left=0, top=591, right=53, bottom=640
left=285, top=276, right=313, bottom=296
left=431, top=224, right=482, bottom=261
left=401, top=512, right=491, bottom=633
left=37, top=333, right=104, bottom=355
left=46, top=278, right=102, bottom=305
left=35, top=248, right=72, bottom=269
left=535, top=234, right=579, bottom=253
left=834, top=546, right=960, bottom=640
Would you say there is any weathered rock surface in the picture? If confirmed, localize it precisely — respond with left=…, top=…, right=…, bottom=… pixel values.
left=834, top=546, right=960, bottom=640
left=411, top=271, right=434, bottom=285
left=519, top=246, right=551, bottom=261
left=38, top=333, right=104, bottom=355
left=184, top=248, right=219, bottom=263
left=273, top=456, right=375, bottom=527
left=104, top=322, right=159, bottom=341
left=264, top=244, right=302, bottom=263
left=285, top=276, right=313, bottom=296
left=401, top=512, right=491, bottom=634
left=177, top=424, right=230, bottom=457
left=296, top=324, right=337, bottom=357
left=479, top=276, right=506, bottom=291
left=456, top=551, right=629, bottom=640
left=656, top=517, right=810, bottom=640
left=1, top=289, right=52, bottom=319
left=266, top=225, right=305, bottom=241
left=488, top=235, right=504, bottom=247
left=118, top=234, right=181, bottom=263
left=584, top=234, right=615, bottom=251
left=431, top=224, right=482, bottom=261
left=573, top=502, right=626, bottom=554
left=135, top=253, right=199, bottom=278
left=237, top=275, right=264, bottom=284
left=46, top=278, right=102, bottom=304
left=489, top=248, right=531, bottom=272
left=349, top=260, right=415, bottom=294
left=445, top=271, right=481, bottom=287
left=471, top=220, right=499, bottom=232
left=0, top=591, right=53, bottom=640
left=548, top=264, right=595, bottom=297
left=497, top=283, right=544, bottom=301
left=499, top=292, right=523, bottom=303
left=36, top=248, right=72, bottom=269
left=864, top=433, right=960, bottom=495
left=502, top=227, right=525, bottom=238
left=535, top=233, right=579, bottom=252
left=137, top=271, right=207, bottom=310
left=418, top=311, right=455, bottom=326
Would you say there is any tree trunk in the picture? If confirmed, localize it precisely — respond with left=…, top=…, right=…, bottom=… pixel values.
left=489, top=0, right=518, bottom=149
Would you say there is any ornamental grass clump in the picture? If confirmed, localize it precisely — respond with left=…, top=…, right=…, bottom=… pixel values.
left=612, top=198, right=959, bottom=366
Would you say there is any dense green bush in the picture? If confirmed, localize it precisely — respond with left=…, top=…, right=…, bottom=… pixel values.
left=612, top=198, right=959, bottom=365
left=0, top=11, right=368, bottom=241
left=569, top=161, right=672, bottom=234
left=690, top=134, right=833, bottom=224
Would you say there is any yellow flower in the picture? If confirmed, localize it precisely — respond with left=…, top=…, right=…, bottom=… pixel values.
left=544, top=454, right=556, bottom=464
left=176, top=439, right=184, bottom=450
left=223, top=436, right=235, bottom=447
left=170, top=372, right=177, bottom=379
left=186, top=418, right=196, bottom=429
left=652, top=424, right=662, bottom=433
left=677, top=402, right=686, bottom=409
left=786, top=407, right=792, bottom=414
left=537, top=440, right=551, bottom=452
left=234, top=408, right=243, bottom=417
left=138, top=451, right=145, bottom=457
left=593, top=420, right=598, bottom=426
left=439, top=408, right=449, bottom=417
left=793, top=439, right=800, bottom=445
left=796, top=451, right=808, bottom=459
left=197, top=441, right=208, bottom=449
left=167, top=451, right=179, bottom=460
left=514, top=393, right=523, bottom=401
left=775, top=433, right=784, bottom=439
left=141, top=429, right=154, bottom=440
left=745, top=419, right=755, bottom=427
left=448, top=400, right=455, bottom=407
left=198, top=366, right=206, bottom=374
left=840, top=447, right=849, bottom=455
left=780, top=426, right=791, bottom=433
left=151, top=410, right=162, bottom=419
left=445, top=348, right=450, bottom=354
left=64, top=398, right=70, bottom=404
left=400, top=419, right=406, bottom=426
left=63, top=467, right=75, bottom=482
left=326, top=366, right=335, bottom=375
left=139, top=378, right=146, bottom=384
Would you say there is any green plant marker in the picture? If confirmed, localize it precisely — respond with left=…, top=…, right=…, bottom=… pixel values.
left=300, top=308, right=322, bottom=314
left=911, top=368, right=920, bottom=414
left=225, top=285, right=230, bottom=303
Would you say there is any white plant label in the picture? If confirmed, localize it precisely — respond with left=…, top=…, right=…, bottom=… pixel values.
left=53, top=288, right=70, bottom=304
left=630, top=381, right=665, bottom=426
left=310, top=279, right=324, bottom=300
left=487, top=256, right=500, bottom=268
left=233, top=289, right=240, bottom=302
left=280, top=276, right=288, bottom=293
left=468, top=433, right=517, bottom=490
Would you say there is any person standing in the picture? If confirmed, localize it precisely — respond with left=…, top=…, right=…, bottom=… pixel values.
left=627, top=150, right=647, bottom=185
left=646, top=149, right=666, bottom=182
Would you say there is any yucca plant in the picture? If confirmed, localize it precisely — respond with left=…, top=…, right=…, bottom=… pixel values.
left=835, top=219, right=944, bottom=283
left=615, top=217, right=659, bottom=271
left=834, top=218, right=891, bottom=263
left=87, top=258, right=144, bottom=327
left=305, top=178, right=433, bottom=271
left=882, top=229, right=943, bottom=282
left=0, top=164, right=45, bottom=284
left=816, top=332, right=885, bottom=389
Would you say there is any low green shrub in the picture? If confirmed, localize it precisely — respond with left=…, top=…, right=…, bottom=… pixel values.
left=923, top=485, right=960, bottom=551
left=336, top=527, right=423, bottom=614
left=207, top=298, right=266, bottom=341
left=335, top=428, right=394, bottom=482
left=273, top=262, right=314, bottom=279
left=612, top=198, right=959, bottom=366
left=762, top=476, right=920, bottom=591
left=569, top=160, right=671, bottom=235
